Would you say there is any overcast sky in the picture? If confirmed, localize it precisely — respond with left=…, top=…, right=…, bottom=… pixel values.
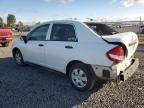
left=0, top=0, right=144, bottom=23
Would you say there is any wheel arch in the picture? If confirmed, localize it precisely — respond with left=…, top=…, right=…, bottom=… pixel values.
left=66, top=60, right=85, bottom=76
left=12, top=47, right=20, bottom=57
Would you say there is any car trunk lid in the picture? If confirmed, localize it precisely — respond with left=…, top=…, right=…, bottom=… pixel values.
left=0, top=29, right=12, bottom=38
left=102, top=32, right=139, bottom=60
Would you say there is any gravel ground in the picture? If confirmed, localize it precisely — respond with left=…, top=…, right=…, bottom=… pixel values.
left=0, top=40, right=143, bottom=108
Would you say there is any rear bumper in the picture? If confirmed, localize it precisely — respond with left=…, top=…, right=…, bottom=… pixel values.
left=0, top=38, right=12, bottom=43
left=119, top=58, right=139, bottom=81
left=91, top=58, right=139, bottom=81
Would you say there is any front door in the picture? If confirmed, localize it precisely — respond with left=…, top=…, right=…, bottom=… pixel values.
left=22, top=24, right=50, bottom=66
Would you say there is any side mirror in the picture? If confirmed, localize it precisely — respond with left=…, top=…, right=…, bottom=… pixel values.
left=21, top=35, right=28, bottom=44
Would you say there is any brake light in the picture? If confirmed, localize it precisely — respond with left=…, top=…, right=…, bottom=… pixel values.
left=10, top=32, right=12, bottom=36
left=106, top=46, right=124, bottom=63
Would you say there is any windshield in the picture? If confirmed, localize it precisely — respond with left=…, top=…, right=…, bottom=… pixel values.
left=85, top=23, right=118, bottom=36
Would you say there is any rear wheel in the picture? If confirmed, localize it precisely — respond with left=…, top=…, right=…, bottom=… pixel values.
left=1, top=43, right=9, bottom=47
left=69, top=63, right=96, bottom=91
left=14, top=50, right=25, bottom=66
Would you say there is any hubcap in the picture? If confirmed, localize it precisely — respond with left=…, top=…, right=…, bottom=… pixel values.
left=71, top=68, right=87, bottom=88
left=15, top=52, right=22, bottom=64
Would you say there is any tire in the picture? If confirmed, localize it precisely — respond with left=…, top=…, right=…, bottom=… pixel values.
left=14, top=50, right=25, bottom=66
left=1, top=43, right=9, bottom=47
left=69, top=63, right=96, bottom=91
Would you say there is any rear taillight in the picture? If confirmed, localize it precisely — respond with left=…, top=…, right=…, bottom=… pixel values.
left=106, top=46, right=124, bottom=63
left=10, top=32, right=12, bottom=36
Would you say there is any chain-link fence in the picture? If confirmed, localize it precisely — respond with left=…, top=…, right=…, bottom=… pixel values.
left=106, top=17, right=144, bottom=35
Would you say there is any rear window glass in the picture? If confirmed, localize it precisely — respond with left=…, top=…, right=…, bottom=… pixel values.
left=85, top=23, right=118, bottom=36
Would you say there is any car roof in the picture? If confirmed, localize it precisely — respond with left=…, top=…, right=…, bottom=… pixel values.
left=39, top=20, right=104, bottom=25
left=40, top=20, right=81, bottom=25
left=30, top=20, right=83, bottom=31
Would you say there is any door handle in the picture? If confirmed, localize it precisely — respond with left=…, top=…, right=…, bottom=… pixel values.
left=38, top=44, right=44, bottom=47
left=65, top=46, right=73, bottom=49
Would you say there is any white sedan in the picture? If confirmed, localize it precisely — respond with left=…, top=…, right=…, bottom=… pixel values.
left=12, top=20, right=139, bottom=91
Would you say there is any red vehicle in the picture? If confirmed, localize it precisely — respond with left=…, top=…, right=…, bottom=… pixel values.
left=0, top=28, right=13, bottom=47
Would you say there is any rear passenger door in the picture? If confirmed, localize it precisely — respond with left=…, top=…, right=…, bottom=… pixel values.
left=45, top=24, right=78, bottom=73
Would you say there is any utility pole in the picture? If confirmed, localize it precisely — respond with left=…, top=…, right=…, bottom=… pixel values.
left=139, top=16, right=142, bottom=34
left=140, top=16, right=142, bottom=26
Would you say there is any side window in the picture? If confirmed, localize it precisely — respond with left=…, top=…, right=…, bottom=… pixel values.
left=28, top=24, right=49, bottom=41
left=50, top=24, right=77, bottom=42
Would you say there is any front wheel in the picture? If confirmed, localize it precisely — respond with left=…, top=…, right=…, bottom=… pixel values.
left=14, top=50, right=25, bottom=66
left=69, top=63, right=96, bottom=91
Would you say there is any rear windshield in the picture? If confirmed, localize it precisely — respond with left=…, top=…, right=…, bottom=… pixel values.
left=85, top=23, right=118, bottom=36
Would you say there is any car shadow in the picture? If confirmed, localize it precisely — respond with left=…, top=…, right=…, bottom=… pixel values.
left=0, top=45, right=3, bottom=47
left=0, top=57, right=105, bottom=108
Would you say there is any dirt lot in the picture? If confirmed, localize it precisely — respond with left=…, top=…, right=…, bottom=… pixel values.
left=0, top=37, right=144, bottom=108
